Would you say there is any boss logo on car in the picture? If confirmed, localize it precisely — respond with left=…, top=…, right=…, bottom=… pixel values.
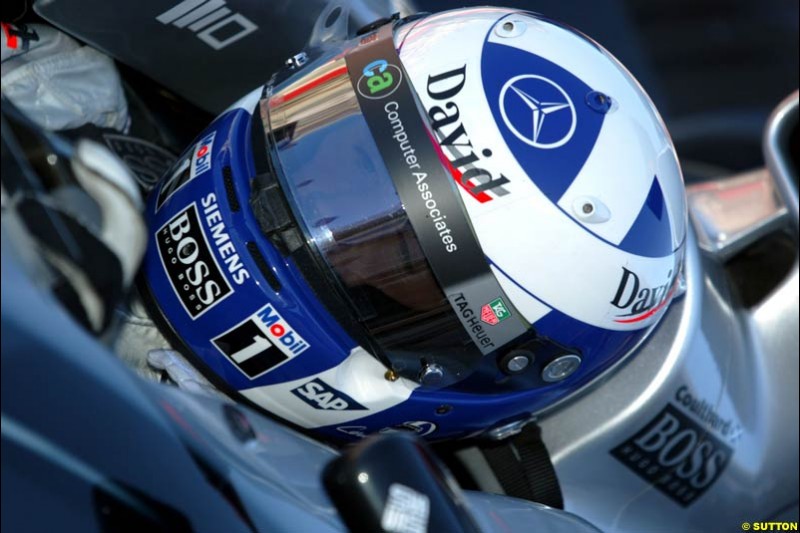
left=610, top=403, right=732, bottom=507
left=212, top=304, right=309, bottom=379
left=291, top=378, right=367, bottom=411
left=156, top=203, right=231, bottom=318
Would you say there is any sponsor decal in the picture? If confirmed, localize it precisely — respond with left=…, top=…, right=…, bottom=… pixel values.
left=424, top=65, right=510, bottom=203
left=156, top=203, right=231, bottom=318
left=190, top=132, right=215, bottom=177
left=156, top=131, right=215, bottom=210
left=291, top=378, right=367, bottom=411
left=156, top=0, right=257, bottom=50
left=336, top=421, right=438, bottom=439
left=381, top=484, right=430, bottom=533
left=498, top=75, right=577, bottom=149
left=452, top=293, right=496, bottom=349
left=347, top=26, right=530, bottom=355
left=356, top=59, right=403, bottom=100
left=480, top=297, right=510, bottom=325
left=1, top=22, right=38, bottom=51
left=610, top=387, right=736, bottom=507
left=336, top=426, right=369, bottom=439
left=611, top=267, right=677, bottom=324
left=481, top=39, right=605, bottom=204
left=424, top=64, right=583, bottom=205
left=212, top=303, right=310, bottom=379
left=382, top=100, right=459, bottom=254
left=674, top=385, right=742, bottom=443
left=199, top=192, right=250, bottom=285
left=380, top=421, right=438, bottom=437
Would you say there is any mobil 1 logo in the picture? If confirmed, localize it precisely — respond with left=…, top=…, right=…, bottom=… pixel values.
left=610, top=404, right=732, bottom=507
left=212, top=304, right=309, bottom=379
left=156, top=203, right=231, bottom=318
left=291, top=378, right=367, bottom=411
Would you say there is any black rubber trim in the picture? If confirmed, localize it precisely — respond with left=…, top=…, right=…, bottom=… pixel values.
left=222, top=165, right=240, bottom=212
left=246, top=241, right=281, bottom=292
left=480, top=424, right=563, bottom=509
left=248, top=96, right=270, bottom=175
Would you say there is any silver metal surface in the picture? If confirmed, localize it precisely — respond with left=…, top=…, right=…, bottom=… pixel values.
left=687, top=168, right=789, bottom=260
left=507, top=354, right=532, bottom=373
left=419, top=363, right=444, bottom=385
left=542, top=354, right=582, bottom=383
left=465, top=491, right=601, bottom=533
left=285, top=51, right=309, bottom=68
left=485, top=417, right=536, bottom=441
left=764, top=91, right=799, bottom=222
left=266, top=53, right=358, bottom=139
left=535, top=224, right=798, bottom=532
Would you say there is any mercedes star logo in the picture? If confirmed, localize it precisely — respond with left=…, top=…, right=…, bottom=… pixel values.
left=499, top=75, right=577, bottom=149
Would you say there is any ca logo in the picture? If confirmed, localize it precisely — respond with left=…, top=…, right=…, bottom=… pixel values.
left=356, top=59, right=402, bottom=99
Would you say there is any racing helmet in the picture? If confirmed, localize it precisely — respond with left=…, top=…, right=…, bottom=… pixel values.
left=141, top=7, right=687, bottom=443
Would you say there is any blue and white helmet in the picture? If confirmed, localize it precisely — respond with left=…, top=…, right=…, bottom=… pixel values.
left=142, top=7, right=686, bottom=443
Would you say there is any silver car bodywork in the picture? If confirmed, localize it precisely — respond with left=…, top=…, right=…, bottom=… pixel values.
left=463, top=92, right=800, bottom=532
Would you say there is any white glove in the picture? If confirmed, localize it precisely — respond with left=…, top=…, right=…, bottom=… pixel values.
left=147, top=348, right=221, bottom=398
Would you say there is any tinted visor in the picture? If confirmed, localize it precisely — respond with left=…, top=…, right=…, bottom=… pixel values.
left=261, top=28, right=528, bottom=384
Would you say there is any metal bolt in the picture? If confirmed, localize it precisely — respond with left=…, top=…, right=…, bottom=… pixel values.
left=542, top=354, right=582, bottom=382
left=499, top=350, right=534, bottom=375
left=495, top=19, right=526, bottom=38
left=507, top=354, right=531, bottom=373
left=435, top=405, right=453, bottom=415
left=485, top=417, right=535, bottom=440
left=586, top=90, right=613, bottom=113
left=419, top=363, right=444, bottom=385
left=285, top=51, right=308, bottom=68
left=384, top=369, right=399, bottom=382
left=572, top=196, right=610, bottom=223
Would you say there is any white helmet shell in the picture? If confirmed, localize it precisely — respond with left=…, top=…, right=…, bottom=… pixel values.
left=398, top=9, right=686, bottom=331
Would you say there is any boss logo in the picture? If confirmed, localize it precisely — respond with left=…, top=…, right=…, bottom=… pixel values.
left=156, top=203, right=231, bottom=318
left=611, top=404, right=732, bottom=507
left=291, top=378, right=366, bottom=411
left=212, top=304, right=309, bottom=379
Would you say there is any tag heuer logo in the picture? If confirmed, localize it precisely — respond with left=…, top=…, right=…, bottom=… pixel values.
left=481, top=298, right=510, bottom=325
